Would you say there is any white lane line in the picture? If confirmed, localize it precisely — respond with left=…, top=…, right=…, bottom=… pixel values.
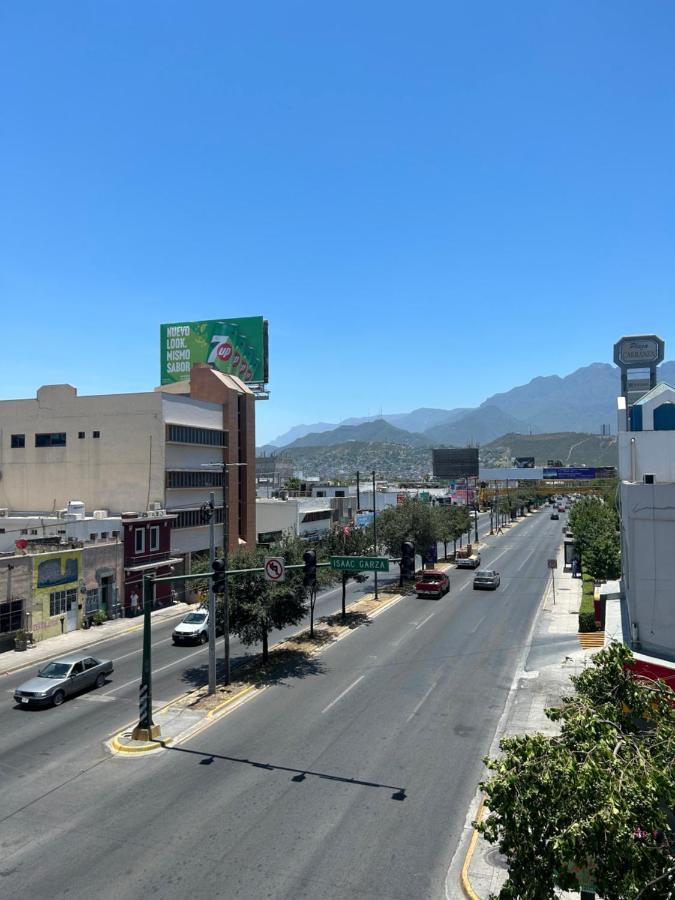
left=406, top=678, right=439, bottom=723
left=415, top=613, right=435, bottom=630
left=486, top=549, right=509, bottom=567
left=517, top=549, right=536, bottom=572
left=321, top=675, right=365, bottom=715
left=469, top=614, right=487, bottom=635
left=100, top=644, right=209, bottom=696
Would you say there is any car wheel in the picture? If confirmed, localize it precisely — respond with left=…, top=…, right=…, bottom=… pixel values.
left=95, top=673, right=106, bottom=688
left=52, top=690, right=65, bottom=707
left=199, top=632, right=208, bottom=644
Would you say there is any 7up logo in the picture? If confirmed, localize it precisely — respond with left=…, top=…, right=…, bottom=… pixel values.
left=208, top=336, right=233, bottom=364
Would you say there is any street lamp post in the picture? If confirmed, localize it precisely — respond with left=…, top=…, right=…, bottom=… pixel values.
left=372, top=470, right=378, bottom=600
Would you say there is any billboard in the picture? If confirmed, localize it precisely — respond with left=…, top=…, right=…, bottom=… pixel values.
left=160, top=317, right=268, bottom=385
left=514, top=457, right=535, bottom=468
left=543, top=467, right=596, bottom=480
left=432, top=448, right=479, bottom=479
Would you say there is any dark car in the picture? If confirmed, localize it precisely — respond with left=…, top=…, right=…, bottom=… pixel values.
left=13, top=653, right=113, bottom=708
left=550, top=512, right=559, bottom=520
left=473, top=570, right=501, bottom=590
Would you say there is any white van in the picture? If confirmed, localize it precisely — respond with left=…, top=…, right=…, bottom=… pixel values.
left=172, top=609, right=209, bottom=645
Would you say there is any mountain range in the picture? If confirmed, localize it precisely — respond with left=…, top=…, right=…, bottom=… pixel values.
left=263, top=360, right=675, bottom=451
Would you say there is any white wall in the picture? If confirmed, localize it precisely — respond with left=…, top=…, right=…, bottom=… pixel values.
left=0, top=386, right=166, bottom=514
left=621, top=481, right=675, bottom=657
left=618, top=430, right=675, bottom=482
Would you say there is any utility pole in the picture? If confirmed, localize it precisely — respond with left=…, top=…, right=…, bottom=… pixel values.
left=372, top=470, right=378, bottom=599
left=222, top=468, right=231, bottom=686
left=356, top=470, right=361, bottom=511
left=208, top=491, right=216, bottom=694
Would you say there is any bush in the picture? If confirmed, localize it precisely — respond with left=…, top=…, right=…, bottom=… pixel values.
left=578, top=611, right=598, bottom=632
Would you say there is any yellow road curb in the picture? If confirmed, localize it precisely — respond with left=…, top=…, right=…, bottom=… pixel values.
left=461, top=795, right=485, bottom=899
left=206, top=683, right=257, bottom=718
left=110, top=734, right=174, bottom=754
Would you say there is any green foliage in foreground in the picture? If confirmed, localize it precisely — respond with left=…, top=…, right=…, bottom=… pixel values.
left=478, top=643, right=675, bottom=899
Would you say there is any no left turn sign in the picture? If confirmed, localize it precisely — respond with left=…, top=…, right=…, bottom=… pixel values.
left=264, top=557, right=286, bottom=583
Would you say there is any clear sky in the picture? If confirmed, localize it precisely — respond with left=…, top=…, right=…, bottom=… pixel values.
left=2, top=2, right=674, bottom=444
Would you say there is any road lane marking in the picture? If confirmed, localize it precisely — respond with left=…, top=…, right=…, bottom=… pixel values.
left=415, top=613, right=435, bottom=630
left=517, top=549, right=536, bottom=572
left=321, top=675, right=365, bottom=714
left=100, top=644, right=209, bottom=696
left=406, top=678, right=439, bottom=723
left=469, top=614, right=487, bottom=635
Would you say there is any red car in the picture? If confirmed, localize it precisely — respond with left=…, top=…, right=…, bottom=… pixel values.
left=415, top=571, right=450, bottom=598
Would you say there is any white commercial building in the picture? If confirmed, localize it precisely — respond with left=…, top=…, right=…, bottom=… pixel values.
left=618, top=381, right=675, bottom=663
left=256, top=497, right=333, bottom=544
left=0, top=366, right=257, bottom=562
left=0, top=502, right=121, bottom=556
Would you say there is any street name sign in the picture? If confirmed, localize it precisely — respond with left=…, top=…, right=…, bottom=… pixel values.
left=264, top=557, right=286, bottom=582
left=330, top=556, right=390, bottom=573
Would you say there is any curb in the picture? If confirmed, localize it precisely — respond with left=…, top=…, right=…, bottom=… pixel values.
left=206, top=683, right=257, bottom=718
left=460, top=796, right=485, bottom=900
left=110, top=734, right=174, bottom=755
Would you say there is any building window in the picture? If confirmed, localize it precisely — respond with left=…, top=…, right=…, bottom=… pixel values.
left=78, top=432, right=85, bottom=439
left=0, top=599, right=23, bottom=634
left=93, top=430, right=100, bottom=439
left=112, top=530, right=119, bottom=538
left=150, top=525, right=160, bottom=552
left=49, top=588, right=77, bottom=617
left=35, top=432, right=66, bottom=447
left=301, top=510, right=332, bottom=523
left=30, top=529, right=38, bottom=535
left=85, top=589, right=99, bottom=614
left=135, top=529, right=145, bottom=553
left=173, top=507, right=224, bottom=529
left=0, top=529, right=4, bottom=534
left=100, top=531, right=108, bottom=539
left=11, top=434, right=25, bottom=448
left=166, top=423, right=227, bottom=447
left=20, top=529, right=28, bottom=535
left=165, top=470, right=224, bottom=489
left=90, top=533, right=97, bottom=541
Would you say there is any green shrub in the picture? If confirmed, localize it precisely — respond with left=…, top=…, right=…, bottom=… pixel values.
left=578, top=611, right=598, bottom=632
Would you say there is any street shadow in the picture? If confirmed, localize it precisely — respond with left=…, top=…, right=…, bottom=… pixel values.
left=320, top=610, right=371, bottom=631
left=162, top=743, right=406, bottom=801
left=179, top=648, right=326, bottom=690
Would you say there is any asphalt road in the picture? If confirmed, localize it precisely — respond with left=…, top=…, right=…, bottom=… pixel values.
left=0, top=510, right=563, bottom=900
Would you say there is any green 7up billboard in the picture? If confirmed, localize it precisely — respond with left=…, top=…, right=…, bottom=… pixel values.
left=160, top=317, right=268, bottom=385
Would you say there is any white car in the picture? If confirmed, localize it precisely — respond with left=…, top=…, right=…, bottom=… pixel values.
left=172, top=609, right=210, bottom=645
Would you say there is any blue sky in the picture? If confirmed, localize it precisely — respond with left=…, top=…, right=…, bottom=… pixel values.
left=2, top=2, right=674, bottom=444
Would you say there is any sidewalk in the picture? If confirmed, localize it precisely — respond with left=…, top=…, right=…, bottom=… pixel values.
left=460, top=538, right=615, bottom=898
left=0, top=603, right=190, bottom=677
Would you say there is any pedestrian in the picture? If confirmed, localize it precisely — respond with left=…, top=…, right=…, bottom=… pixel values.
left=130, top=590, right=139, bottom=616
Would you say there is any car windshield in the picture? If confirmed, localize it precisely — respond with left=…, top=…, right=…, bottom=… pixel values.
left=421, top=574, right=442, bottom=582
left=38, top=662, right=71, bottom=678
left=183, top=613, right=207, bottom=624
left=476, top=571, right=494, bottom=578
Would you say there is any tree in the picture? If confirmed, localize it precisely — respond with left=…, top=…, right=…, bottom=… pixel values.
left=584, top=524, right=621, bottom=582
left=377, top=499, right=438, bottom=567
left=569, top=496, right=621, bottom=581
left=225, top=536, right=308, bottom=663
left=477, top=643, right=675, bottom=899
left=319, top=526, right=371, bottom=619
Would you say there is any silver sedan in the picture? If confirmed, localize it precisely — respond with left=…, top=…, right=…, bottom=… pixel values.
left=13, top=653, right=114, bottom=708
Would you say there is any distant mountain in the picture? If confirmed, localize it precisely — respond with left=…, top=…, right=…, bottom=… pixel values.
left=269, top=422, right=338, bottom=447
left=339, top=407, right=472, bottom=433
left=286, top=418, right=432, bottom=449
left=424, top=405, right=528, bottom=446
left=482, top=432, right=618, bottom=468
left=282, top=441, right=433, bottom=481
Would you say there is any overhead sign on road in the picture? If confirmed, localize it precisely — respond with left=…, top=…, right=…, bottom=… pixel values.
left=264, top=557, right=286, bottom=582
left=330, top=556, right=390, bottom=573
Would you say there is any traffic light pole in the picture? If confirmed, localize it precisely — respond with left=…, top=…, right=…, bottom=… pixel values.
left=372, top=470, right=378, bottom=599
left=131, top=573, right=160, bottom=741
left=207, top=491, right=217, bottom=694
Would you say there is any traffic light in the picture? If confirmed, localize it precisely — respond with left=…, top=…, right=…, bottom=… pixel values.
left=212, top=558, right=227, bottom=594
left=401, top=541, right=416, bottom=580
left=303, top=550, right=317, bottom=587
left=401, top=541, right=416, bottom=579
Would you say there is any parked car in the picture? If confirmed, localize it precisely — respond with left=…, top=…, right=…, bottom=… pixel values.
left=172, top=609, right=210, bottom=644
left=415, top=570, right=450, bottom=598
left=13, top=653, right=113, bottom=707
left=456, top=551, right=481, bottom=569
left=550, top=512, right=559, bottom=520
left=473, top=570, right=501, bottom=590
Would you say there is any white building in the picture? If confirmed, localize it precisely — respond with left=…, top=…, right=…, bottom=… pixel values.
left=0, top=366, right=257, bottom=563
left=0, top=501, right=121, bottom=555
left=256, top=497, right=333, bottom=544
left=618, top=382, right=675, bottom=664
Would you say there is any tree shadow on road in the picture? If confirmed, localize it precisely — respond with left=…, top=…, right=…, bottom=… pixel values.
left=320, top=610, right=371, bottom=631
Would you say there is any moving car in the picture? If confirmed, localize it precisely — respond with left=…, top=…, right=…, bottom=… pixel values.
left=550, top=512, right=559, bottom=520
left=473, top=569, right=501, bottom=590
left=13, top=653, right=113, bottom=707
left=456, top=551, right=481, bottom=569
left=173, top=608, right=210, bottom=644
left=415, top=570, right=450, bottom=598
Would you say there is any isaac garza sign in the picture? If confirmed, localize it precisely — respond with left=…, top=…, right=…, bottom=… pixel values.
left=330, top=556, right=390, bottom=573
left=613, top=335, right=664, bottom=367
